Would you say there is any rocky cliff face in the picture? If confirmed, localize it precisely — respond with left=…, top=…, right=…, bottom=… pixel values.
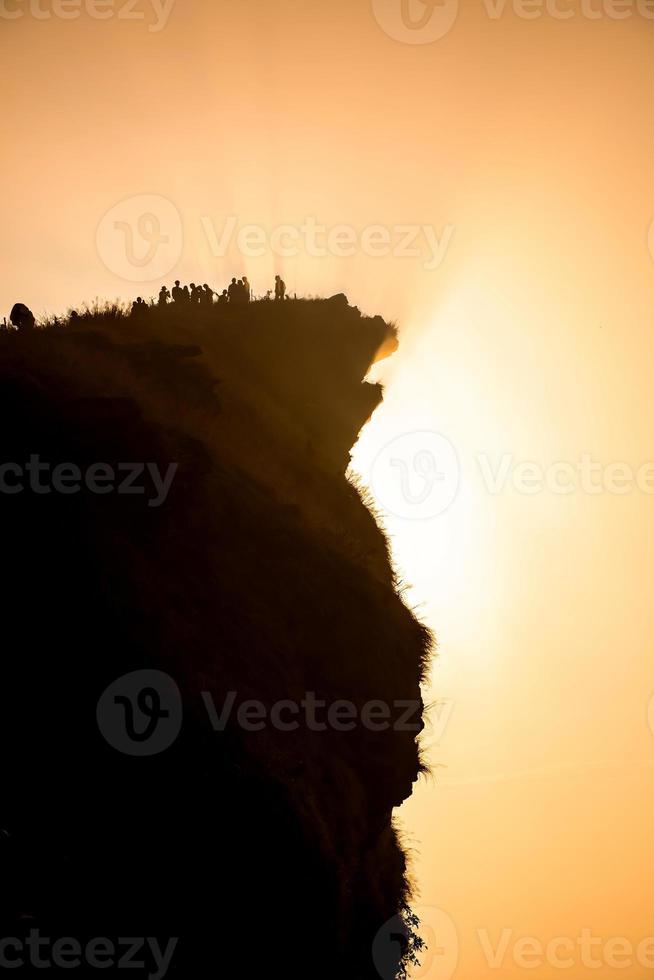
left=0, top=297, right=429, bottom=979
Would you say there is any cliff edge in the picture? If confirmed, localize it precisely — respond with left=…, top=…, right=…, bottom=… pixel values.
left=0, top=296, right=429, bottom=979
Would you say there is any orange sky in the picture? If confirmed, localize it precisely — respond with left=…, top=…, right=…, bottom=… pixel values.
left=4, top=2, right=654, bottom=977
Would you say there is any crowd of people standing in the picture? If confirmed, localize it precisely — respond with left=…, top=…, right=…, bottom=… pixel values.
left=4, top=276, right=290, bottom=330
left=143, top=274, right=287, bottom=316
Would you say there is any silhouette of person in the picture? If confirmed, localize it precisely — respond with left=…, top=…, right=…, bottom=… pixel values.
left=202, top=284, right=214, bottom=305
left=158, top=286, right=170, bottom=306
left=183, top=285, right=191, bottom=304
left=172, top=280, right=183, bottom=304
left=228, top=278, right=239, bottom=303
left=10, top=303, right=36, bottom=331
left=242, top=276, right=251, bottom=302
left=274, top=276, right=286, bottom=301
left=131, top=297, right=147, bottom=317
left=218, top=290, right=229, bottom=305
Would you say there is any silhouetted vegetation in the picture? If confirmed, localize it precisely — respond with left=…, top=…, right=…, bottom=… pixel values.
left=398, top=907, right=428, bottom=980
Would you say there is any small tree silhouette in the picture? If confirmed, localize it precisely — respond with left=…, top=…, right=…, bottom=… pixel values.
left=398, top=906, right=427, bottom=979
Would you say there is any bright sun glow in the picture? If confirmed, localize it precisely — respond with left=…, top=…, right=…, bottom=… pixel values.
left=350, top=283, right=519, bottom=644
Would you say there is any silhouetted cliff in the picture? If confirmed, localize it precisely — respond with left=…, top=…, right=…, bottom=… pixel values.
left=0, top=297, right=429, bottom=979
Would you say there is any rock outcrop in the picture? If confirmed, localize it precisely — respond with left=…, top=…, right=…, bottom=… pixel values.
left=0, top=297, right=429, bottom=979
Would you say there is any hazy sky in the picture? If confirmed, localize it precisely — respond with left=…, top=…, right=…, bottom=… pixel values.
left=4, top=2, right=654, bottom=977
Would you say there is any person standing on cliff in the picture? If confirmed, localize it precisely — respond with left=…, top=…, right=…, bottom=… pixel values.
left=10, top=303, right=36, bottom=331
left=274, top=276, right=286, bottom=301
left=131, top=297, right=147, bottom=318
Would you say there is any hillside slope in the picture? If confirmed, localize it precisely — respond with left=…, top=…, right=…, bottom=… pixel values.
left=0, top=296, right=429, bottom=979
